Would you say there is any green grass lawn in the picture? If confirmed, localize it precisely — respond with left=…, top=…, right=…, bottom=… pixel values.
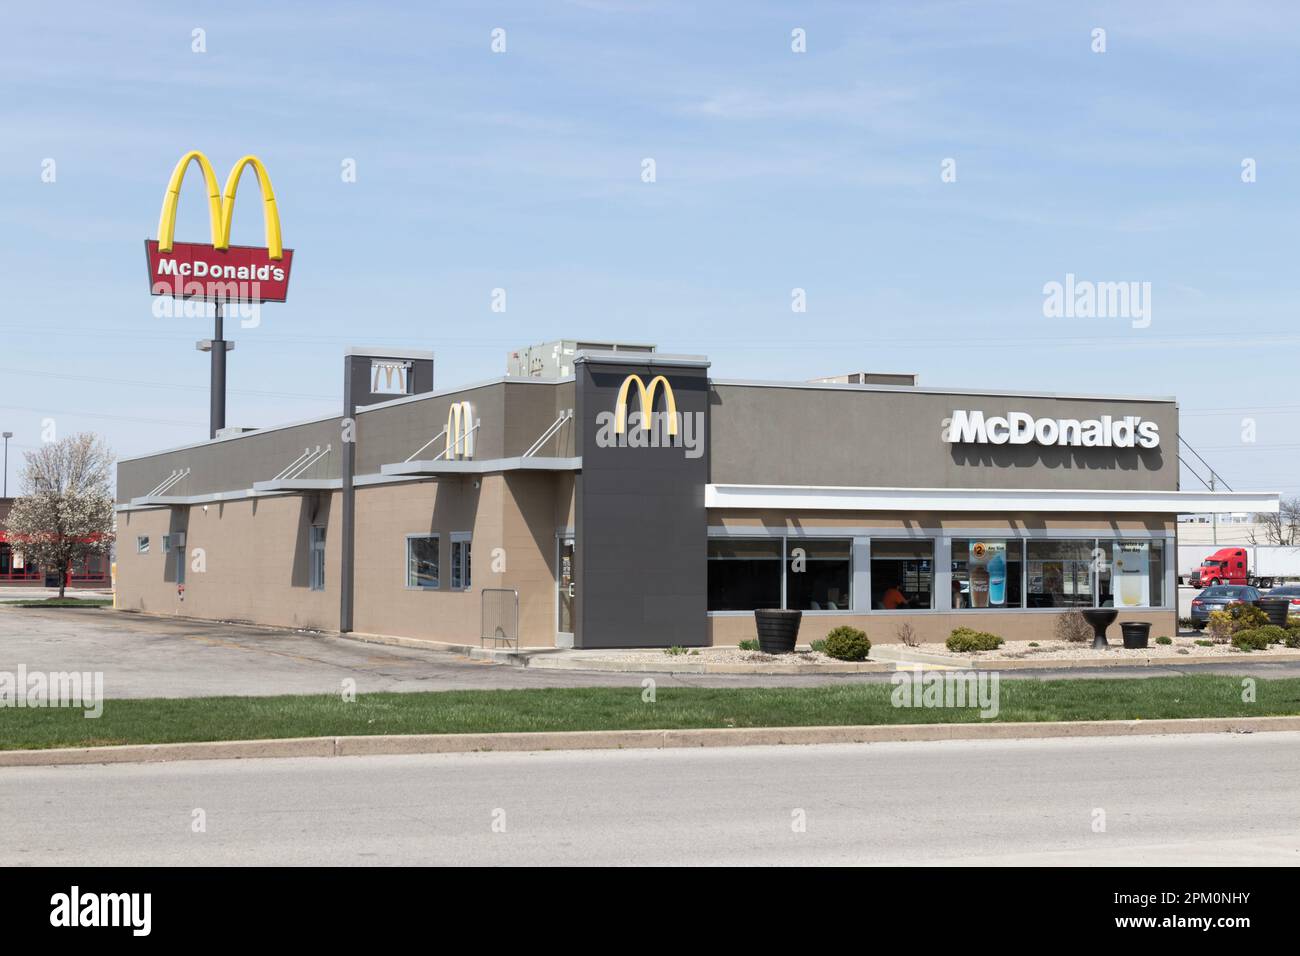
left=0, top=597, right=111, bottom=608
left=3, top=675, right=1300, bottom=750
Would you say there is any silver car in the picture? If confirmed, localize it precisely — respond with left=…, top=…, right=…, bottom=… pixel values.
left=1189, top=585, right=1261, bottom=629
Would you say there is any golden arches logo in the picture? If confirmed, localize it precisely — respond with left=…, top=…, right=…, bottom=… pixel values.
left=446, top=401, right=475, bottom=459
left=157, top=150, right=284, bottom=260
left=614, top=374, right=677, bottom=436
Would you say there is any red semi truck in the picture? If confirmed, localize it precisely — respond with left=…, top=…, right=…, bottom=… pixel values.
left=1187, top=546, right=1300, bottom=589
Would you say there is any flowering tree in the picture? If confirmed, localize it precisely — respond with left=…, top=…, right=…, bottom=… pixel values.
left=2, top=433, right=115, bottom=598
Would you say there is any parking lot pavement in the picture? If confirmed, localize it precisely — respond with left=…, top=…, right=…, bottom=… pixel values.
left=0, top=608, right=678, bottom=698
left=4, top=606, right=1300, bottom=699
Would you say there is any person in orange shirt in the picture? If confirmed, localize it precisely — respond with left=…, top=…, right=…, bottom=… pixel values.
left=883, top=584, right=910, bottom=609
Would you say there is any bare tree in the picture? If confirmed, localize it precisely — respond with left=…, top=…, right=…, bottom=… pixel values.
left=2, top=434, right=115, bottom=599
left=1251, top=497, right=1300, bottom=546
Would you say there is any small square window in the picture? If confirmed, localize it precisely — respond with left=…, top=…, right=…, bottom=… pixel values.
left=136, top=536, right=150, bottom=555
left=406, top=535, right=439, bottom=589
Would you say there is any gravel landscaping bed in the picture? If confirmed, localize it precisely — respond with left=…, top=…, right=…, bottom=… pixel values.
left=928, top=636, right=1298, bottom=660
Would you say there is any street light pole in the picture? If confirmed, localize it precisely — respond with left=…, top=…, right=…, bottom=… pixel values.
left=2, top=431, right=11, bottom=498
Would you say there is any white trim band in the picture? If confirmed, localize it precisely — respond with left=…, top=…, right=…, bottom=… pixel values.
left=705, top=484, right=1280, bottom=515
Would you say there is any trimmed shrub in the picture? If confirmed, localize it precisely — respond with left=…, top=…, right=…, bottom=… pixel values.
left=946, top=627, right=1004, bottom=653
left=1286, top=626, right=1300, bottom=649
left=1256, top=624, right=1288, bottom=645
left=1155, top=636, right=1172, bottom=645
left=1207, top=609, right=1234, bottom=644
left=821, top=626, right=871, bottom=661
left=1232, top=629, right=1270, bottom=652
left=1195, top=639, right=1214, bottom=647
left=1229, top=603, right=1270, bottom=631
left=1054, top=610, right=1092, bottom=644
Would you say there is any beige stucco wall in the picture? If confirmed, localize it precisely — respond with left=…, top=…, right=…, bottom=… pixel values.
left=115, top=493, right=339, bottom=630
left=115, top=473, right=571, bottom=647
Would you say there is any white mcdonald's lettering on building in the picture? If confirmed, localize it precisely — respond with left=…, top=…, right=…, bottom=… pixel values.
left=446, top=401, right=475, bottom=459
left=944, top=410, right=1160, bottom=449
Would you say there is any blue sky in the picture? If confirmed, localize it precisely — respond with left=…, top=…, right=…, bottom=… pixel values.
left=1, top=0, right=1298, bottom=497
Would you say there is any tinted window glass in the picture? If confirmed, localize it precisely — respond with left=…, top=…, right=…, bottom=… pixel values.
left=708, top=538, right=782, bottom=610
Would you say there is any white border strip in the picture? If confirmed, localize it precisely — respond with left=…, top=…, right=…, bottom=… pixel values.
left=380, top=456, right=581, bottom=476
left=710, top=378, right=1178, bottom=403
left=705, top=484, right=1279, bottom=515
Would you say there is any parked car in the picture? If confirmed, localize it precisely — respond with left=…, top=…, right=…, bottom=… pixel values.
left=1265, top=584, right=1300, bottom=616
left=1188, top=585, right=1262, bottom=629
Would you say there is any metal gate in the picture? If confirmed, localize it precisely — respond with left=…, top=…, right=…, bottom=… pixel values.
left=481, top=588, right=519, bottom=648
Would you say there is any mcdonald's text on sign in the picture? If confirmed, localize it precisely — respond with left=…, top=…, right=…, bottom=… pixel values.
left=145, top=150, right=293, bottom=303
left=146, top=240, right=293, bottom=302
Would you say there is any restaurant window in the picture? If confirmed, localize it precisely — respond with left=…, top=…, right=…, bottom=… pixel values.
left=952, top=539, right=1023, bottom=609
left=871, top=539, right=934, bottom=610
left=406, top=534, right=439, bottom=589
left=785, top=538, right=851, bottom=611
left=1097, top=538, right=1166, bottom=608
left=451, top=534, right=471, bottom=591
left=309, top=526, right=326, bottom=591
left=1026, top=540, right=1095, bottom=608
left=708, top=538, right=782, bottom=611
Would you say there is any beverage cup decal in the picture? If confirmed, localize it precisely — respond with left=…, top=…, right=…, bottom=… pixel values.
left=988, top=551, right=1006, bottom=606
left=971, top=566, right=989, bottom=607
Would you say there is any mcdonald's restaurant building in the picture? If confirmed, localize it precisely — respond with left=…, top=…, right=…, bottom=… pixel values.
left=114, top=343, right=1275, bottom=648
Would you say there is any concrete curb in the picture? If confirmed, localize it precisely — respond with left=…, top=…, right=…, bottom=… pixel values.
left=523, top=656, right=890, bottom=674
left=5, top=715, right=1300, bottom=768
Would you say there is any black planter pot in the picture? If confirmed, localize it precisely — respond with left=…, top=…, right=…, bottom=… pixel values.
left=1081, top=608, right=1118, bottom=649
left=754, top=609, right=802, bottom=654
left=1254, top=598, right=1291, bottom=628
left=1120, top=621, right=1151, bottom=649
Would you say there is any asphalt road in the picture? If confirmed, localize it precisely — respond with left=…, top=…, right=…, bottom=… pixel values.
left=4, top=733, right=1299, bottom=865
left=4, top=607, right=1300, bottom=698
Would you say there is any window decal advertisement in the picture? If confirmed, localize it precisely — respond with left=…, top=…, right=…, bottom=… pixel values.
left=1112, top=542, right=1150, bottom=608
left=969, top=540, right=1007, bottom=608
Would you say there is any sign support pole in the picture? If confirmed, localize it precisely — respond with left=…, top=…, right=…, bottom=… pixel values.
left=210, top=301, right=226, bottom=439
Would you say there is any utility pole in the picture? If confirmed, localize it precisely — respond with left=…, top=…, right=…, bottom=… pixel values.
left=1, top=431, right=11, bottom=498
left=1210, top=473, right=1218, bottom=545
left=196, top=301, right=234, bottom=439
